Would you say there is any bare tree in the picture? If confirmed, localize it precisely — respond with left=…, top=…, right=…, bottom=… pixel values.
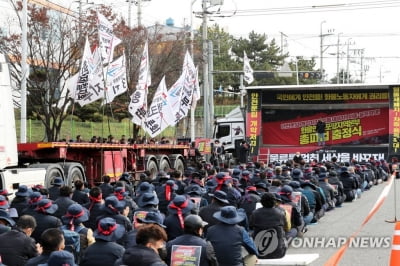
left=0, top=1, right=197, bottom=141
left=0, top=1, right=81, bottom=141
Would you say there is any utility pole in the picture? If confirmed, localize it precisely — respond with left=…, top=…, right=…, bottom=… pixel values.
left=21, top=0, right=28, bottom=143
left=320, top=21, right=334, bottom=83
left=336, top=33, right=342, bottom=84
left=319, top=21, right=325, bottom=82
left=202, top=0, right=210, bottom=138
left=137, top=0, right=142, bottom=26
left=128, top=0, right=132, bottom=28
left=346, top=38, right=354, bottom=84
left=360, top=49, right=365, bottom=83
left=280, top=31, right=287, bottom=56
left=208, top=40, right=214, bottom=127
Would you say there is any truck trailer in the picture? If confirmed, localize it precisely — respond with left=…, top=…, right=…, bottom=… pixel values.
left=1, top=54, right=191, bottom=189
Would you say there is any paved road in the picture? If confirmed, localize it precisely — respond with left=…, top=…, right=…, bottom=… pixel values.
left=286, top=177, right=398, bottom=266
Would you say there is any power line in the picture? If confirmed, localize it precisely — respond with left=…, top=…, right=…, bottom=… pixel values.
left=213, top=0, right=400, bottom=17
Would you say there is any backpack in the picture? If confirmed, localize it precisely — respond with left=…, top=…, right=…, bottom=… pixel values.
left=61, top=225, right=88, bottom=263
left=302, top=188, right=316, bottom=210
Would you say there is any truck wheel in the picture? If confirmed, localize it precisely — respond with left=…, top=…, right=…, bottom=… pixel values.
left=45, top=166, right=64, bottom=188
left=174, top=158, right=185, bottom=174
left=68, top=167, right=84, bottom=187
left=159, top=159, right=170, bottom=172
left=147, top=160, right=158, bottom=180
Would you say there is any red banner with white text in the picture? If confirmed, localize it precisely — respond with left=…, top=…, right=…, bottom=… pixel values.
left=263, top=108, right=389, bottom=146
left=246, top=91, right=261, bottom=155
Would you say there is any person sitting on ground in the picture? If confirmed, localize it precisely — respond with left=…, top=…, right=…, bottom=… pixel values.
left=48, top=177, right=64, bottom=200
left=31, top=199, right=62, bottom=243
left=118, top=173, right=135, bottom=197
left=164, top=195, right=194, bottom=241
left=114, top=185, right=138, bottom=221
left=61, top=204, right=95, bottom=259
left=98, top=196, right=132, bottom=232
left=250, top=192, right=288, bottom=259
left=21, top=191, right=43, bottom=217
left=99, top=175, right=114, bottom=199
left=25, top=228, right=65, bottom=266
left=278, top=185, right=304, bottom=239
left=0, top=209, right=15, bottom=234
left=46, top=250, right=77, bottom=266
left=120, top=224, right=168, bottom=266
left=0, top=188, right=13, bottom=201
left=327, top=170, right=345, bottom=207
left=80, top=217, right=125, bottom=266
left=82, top=187, right=104, bottom=231
left=199, top=190, right=230, bottom=234
left=318, top=171, right=337, bottom=211
left=10, top=185, right=32, bottom=218
left=340, top=166, right=358, bottom=202
left=0, top=215, right=40, bottom=266
left=53, top=186, right=76, bottom=219
left=124, top=211, right=166, bottom=249
left=72, top=180, right=89, bottom=205
left=206, top=206, right=258, bottom=266
left=166, top=215, right=218, bottom=266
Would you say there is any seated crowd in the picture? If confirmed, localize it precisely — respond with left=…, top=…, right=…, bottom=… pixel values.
left=0, top=154, right=392, bottom=266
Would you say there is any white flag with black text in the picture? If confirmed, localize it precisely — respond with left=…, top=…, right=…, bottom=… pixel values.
left=103, top=54, right=128, bottom=104
left=144, top=76, right=174, bottom=137
left=168, top=50, right=196, bottom=125
left=243, top=51, right=254, bottom=84
left=97, top=12, right=122, bottom=65
left=72, top=37, right=92, bottom=106
left=129, top=41, right=151, bottom=125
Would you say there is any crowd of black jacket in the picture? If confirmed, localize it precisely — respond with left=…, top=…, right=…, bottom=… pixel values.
left=0, top=155, right=392, bottom=266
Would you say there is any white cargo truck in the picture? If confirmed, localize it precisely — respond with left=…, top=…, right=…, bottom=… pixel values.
left=0, top=54, right=46, bottom=198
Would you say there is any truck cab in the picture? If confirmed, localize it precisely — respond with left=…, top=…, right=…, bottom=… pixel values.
left=213, top=107, right=245, bottom=157
left=0, top=54, right=49, bottom=197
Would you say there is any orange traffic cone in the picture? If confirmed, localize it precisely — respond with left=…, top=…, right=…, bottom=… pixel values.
left=389, top=222, right=400, bottom=265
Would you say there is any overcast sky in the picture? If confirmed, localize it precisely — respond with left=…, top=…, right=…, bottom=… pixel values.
left=134, top=0, right=400, bottom=83
left=2, top=0, right=400, bottom=83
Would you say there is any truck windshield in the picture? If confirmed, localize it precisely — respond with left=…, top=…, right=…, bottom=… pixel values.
left=216, top=125, right=230, bottom=138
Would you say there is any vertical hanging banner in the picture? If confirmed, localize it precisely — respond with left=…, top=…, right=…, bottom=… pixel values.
left=103, top=54, right=128, bottom=104
left=191, top=66, right=201, bottom=110
left=389, top=85, right=400, bottom=155
left=72, top=37, right=91, bottom=106
left=87, top=47, right=105, bottom=102
left=243, top=51, right=254, bottom=84
left=129, top=41, right=151, bottom=126
left=144, top=76, right=174, bottom=138
left=176, top=51, right=196, bottom=120
left=246, top=91, right=261, bottom=156
left=167, top=73, right=184, bottom=125
left=69, top=43, right=105, bottom=106
left=168, top=50, right=196, bottom=125
left=97, top=12, right=122, bottom=65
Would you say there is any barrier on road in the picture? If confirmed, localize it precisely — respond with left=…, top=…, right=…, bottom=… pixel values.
left=389, top=221, right=400, bottom=265
left=256, top=253, right=319, bottom=266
